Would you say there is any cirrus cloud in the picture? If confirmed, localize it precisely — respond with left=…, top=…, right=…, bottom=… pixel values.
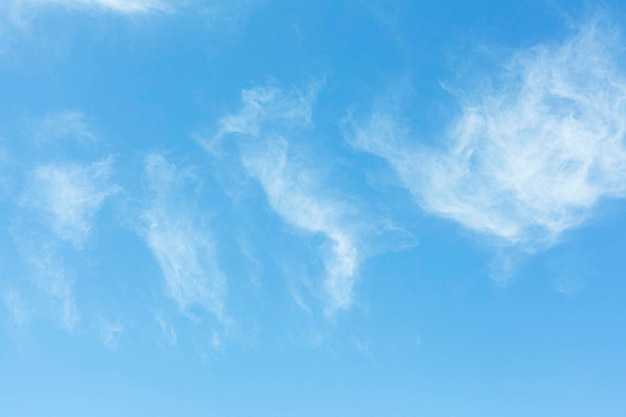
left=347, top=19, right=626, bottom=249
left=202, top=82, right=363, bottom=315
left=140, top=154, right=228, bottom=322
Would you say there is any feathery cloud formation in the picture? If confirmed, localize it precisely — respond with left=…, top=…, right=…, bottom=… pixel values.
left=242, top=138, right=359, bottom=314
left=22, top=157, right=117, bottom=247
left=348, top=20, right=626, bottom=248
left=206, top=83, right=361, bottom=315
left=0, top=0, right=169, bottom=44
left=2, top=289, right=30, bottom=327
left=212, top=83, right=316, bottom=143
left=21, top=0, right=169, bottom=15
left=6, top=111, right=116, bottom=330
left=141, top=154, right=228, bottom=322
left=27, top=111, right=96, bottom=145
left=20, top=242, right=81, bottom=330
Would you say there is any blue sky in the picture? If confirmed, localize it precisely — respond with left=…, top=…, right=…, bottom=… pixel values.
left=1, top=0, right=626, bottom=416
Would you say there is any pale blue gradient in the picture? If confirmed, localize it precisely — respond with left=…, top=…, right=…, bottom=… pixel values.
left=1, top=1, right=626, bottom=416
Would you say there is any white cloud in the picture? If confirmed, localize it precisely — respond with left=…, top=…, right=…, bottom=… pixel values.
left=348, top=20, right=626, bottom=248
left=242, top=138, right=359, bottom=315
left=141, top=154, right=228, bottom=322
left=18, top=0, right=170, bottom=15
left=6, top=112, right=115, bottom=331
left=205, top=82, right=361, bottom=315
left=22, top=157, right=117, bottom=247
left=206, top=82, right=317, bottom=152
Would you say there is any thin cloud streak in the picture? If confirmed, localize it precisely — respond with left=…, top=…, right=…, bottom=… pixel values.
left=99, top=318, right=124, bottom=349
left=141, top=154, right=228, bottom=322
left=2, top=289, right=30, bottom=327
left=348, top=19, right=626, bottom=248
left=205, top=83, right=316, bottom=154
left=21, top=0, right=170, bottom=14
left=242, top=138, right=359, bottom=315
left=0, top=0, right=171, bottom=52
left=25, top=243, right=80, bottom=330
left=27, top=111, right=96, bottom=145
left=205, top=83, right=360, bottom=315
left=156, top=313, right=177, bottom=346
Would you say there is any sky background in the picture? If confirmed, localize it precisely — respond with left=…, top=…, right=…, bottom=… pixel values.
left=1, top=1, right=626, bottom=416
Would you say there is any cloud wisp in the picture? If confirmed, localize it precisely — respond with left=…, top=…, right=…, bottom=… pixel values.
left=6, top=111, right=117, bottom=331
left=348, top=20, right=626, bottom=249
left=22, top=157, right=118, bottom=247
left=19, top=0, right=170, bottom=15
left=203, top=83, right=362, bottom=315
left=242, top=138, right=359, bottom=315
left=99, top=318, right=124, bottom=349
left=141, top=154, right=228, bottom=323
left=20, top=241, right=81, bottom=330
left=208, top=83, right=317, bottom=149
left=26, top=111, right=97, bottom=145
left=0, top=0, right=170, bottom=46
left=2, top=289, right=30, bottom=327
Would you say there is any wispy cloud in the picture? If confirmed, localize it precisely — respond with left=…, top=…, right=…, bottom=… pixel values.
left=141, top=154, right=228, bottom=322
left=204, top=82, right=362, bottom=315
left=5, top=111, right=116, bottom=331
left=17, top=0, right=170, bottom=15
left=22, top=157, right=118, bottom=247
left=2, top=289, right=30, bottom=327
left=19, top=241, right=80, bottom=330
left=99, top=318, right=124, bottom=349
left=207, top=82, right=317, bottom=151
left=0, top=0, right=259, bottom=55
left=242, top=138, right=359, bottom=315
left=348, top=19, right=626, bottom=249
left=0, top=142, right=9, bottom=200
left=155, top=313, right=177, bottom=346
left=26, top=111, right=96, bottom=145
left=0, top=0, right=170, bottom=46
